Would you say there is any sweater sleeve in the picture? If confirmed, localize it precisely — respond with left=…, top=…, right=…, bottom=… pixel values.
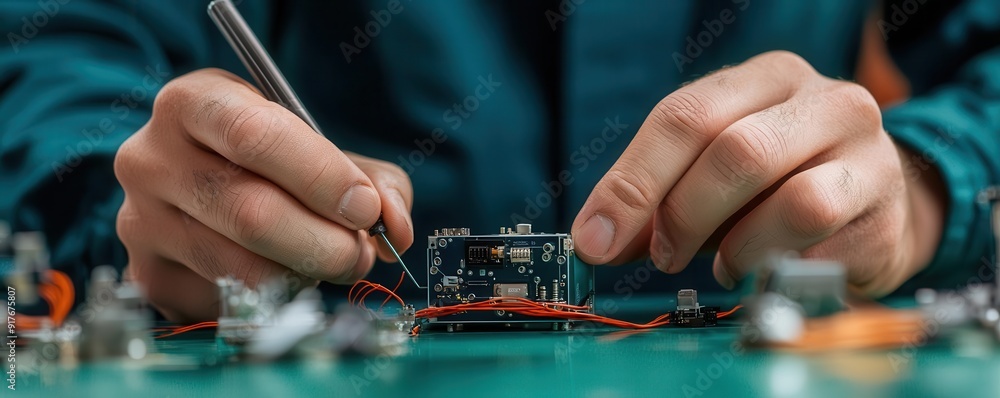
left=0, top=0, right=212, bottom=297
left=882, top=0, right=1000, bottom=291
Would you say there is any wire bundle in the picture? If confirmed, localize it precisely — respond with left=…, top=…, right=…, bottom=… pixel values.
left=350, top=274, right=742, bottom=336
left=16, top=269, right=75, bottom=330
left=348, top=272, right=406, bottom=310
left=767, top=307, right=926, bottom=352
left=158, top=274, right=745, bottom=339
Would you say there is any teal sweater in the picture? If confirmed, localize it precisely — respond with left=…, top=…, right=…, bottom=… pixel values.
left=1, top=0, right=997, bottom=298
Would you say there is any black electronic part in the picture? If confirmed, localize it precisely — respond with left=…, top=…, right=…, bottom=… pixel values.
left=671, top=307, right=720, bottom=327
left=464, top=240, right=505, bottom=266
left=368, top=216, right=388, bottom=237
left=669, top=289, right=720, bottom=328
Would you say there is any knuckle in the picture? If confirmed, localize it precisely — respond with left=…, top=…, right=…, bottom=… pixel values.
left=113, top=137, right=139, bottom=188
left=827, top=82, right=882, bottom=127
left=783, top=177, right=844, bottom=239
left=601, top=167, right=661, bottom=215
left=230, top=185, right=279, bottom=244
left=309, top=235, right=363, bottom=282
left=379, top=160, right=411, bottom=184
left=228, top=252, right=274, bottom=287
left=220, top=103, right=288, bottom=161
left=189, top=169, right=234, bottom=214
left=651, top=90, right=717, bottom=144
left=329, top=247, right=363, bottom=281
left=711, top=127, right=779, bottom=188
left=373, top=161, right=414, bottom=197
left=757, top=50, right=815, bottom=77
left=154, top=76, right=197, bottom=116
left=182, top=236, right=227, bottom=281
left=661, top=195, right=699, bottom=237
left=115, top=202, right=141, bottom=247
left=301, top=157, right=338, bottom=203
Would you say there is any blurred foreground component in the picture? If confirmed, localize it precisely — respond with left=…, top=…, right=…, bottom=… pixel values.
left=215, top=276, right=410, bottom=361
left=743, top=252, right=846, bottom=345
left=16, top=264, right=151, bottom=377
left=916, top=187, right=1000, bottom=339
left=9, top=231, right=49, bottom=305
left=78, top=265, right=154, bottom=360
left=743, top=253, right=925, bottom=351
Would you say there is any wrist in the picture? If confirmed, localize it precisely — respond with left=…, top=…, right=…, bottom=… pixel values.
left=896, top=141, right=947, bottom=283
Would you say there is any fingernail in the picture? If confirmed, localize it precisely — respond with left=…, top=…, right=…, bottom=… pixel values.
left=577, top=213, right=615, bottom=259
left=713, top=254, right=736, bottom=290
left=388, top=189, right=412, bottom=232
left=651, top=229, right=673, bottom=273
left=339, top=184, right=379, bottom=228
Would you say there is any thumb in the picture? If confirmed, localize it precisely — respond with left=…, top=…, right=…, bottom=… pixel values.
left=571, top=168, right=663, bottom=264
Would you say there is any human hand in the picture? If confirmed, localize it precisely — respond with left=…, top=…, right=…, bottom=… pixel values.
left=114, top=68, right=413, bottom=322
left=572, top=51, right=945, bottom=296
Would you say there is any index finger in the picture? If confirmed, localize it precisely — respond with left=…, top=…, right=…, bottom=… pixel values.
left=571, top=51, right=816, bottom=264
left=161, top=68, right=382, bottom=230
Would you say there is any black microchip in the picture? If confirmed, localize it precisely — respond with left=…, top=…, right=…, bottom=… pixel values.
left=465, top=241, right=503, bottom=266
left=670, top=307, right=719, bottom=327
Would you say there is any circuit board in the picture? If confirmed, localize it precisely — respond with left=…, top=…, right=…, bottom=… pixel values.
left=425, top=224, right=594, bottom=330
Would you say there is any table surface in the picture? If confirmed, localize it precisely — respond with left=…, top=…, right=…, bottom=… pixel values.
left=11, top=295, right=1000, bottom=398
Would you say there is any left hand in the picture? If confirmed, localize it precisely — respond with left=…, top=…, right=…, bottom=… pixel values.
left=571, top=51, right=945, bottom=296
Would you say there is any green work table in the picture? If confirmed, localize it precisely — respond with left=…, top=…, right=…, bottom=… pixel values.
left=11, top=295, right=1000, bottom=398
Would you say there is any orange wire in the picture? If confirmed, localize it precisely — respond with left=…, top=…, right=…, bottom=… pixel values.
left=348, top=279, right=368, bottom=305
left=718, top=304, right=743, bottom=318
left=348, top=277, right=744, bottom=332
left=379, top=272, right=406, bottom=310
left=14, top=270, right=75, bottom=330
left=154, top=321, right=219, bottom=339
left=355, top=282, right=405, bottom=309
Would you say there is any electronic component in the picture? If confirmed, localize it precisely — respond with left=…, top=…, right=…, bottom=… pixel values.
left=670, top=289, right=719, bottom=327
left=750, top=252, right=846, bottom=317
left=426, top=224, right=594, bottom=330
left=915, top=187, right=1000, bottom=340
left=216, top=275, right=409, bottom=360
left=8, top=231, right=48, bottom=306
left=465, top=241, right=504, bottom=266
left=78, top=266, right=154, bottom=360
left=493, top=283, right=529, bottom=298
left=677, top=288, right=698, bottom=310
left=742, top=252, right=856, bottom=346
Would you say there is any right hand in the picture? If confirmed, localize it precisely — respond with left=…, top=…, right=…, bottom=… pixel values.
left=114, top=68, right=414, bottom=322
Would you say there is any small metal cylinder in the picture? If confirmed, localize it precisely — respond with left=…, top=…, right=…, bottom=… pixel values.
left=516, top=223, right=532, bottom=234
